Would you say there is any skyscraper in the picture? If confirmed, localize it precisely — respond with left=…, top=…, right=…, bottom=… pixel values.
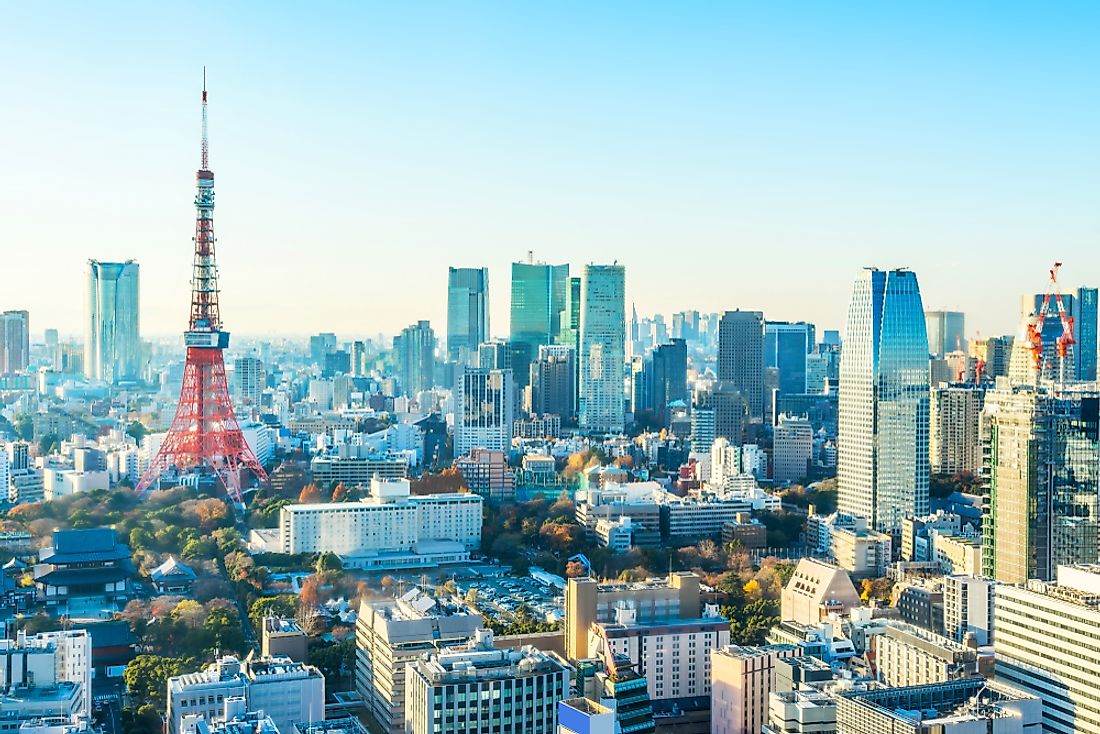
left=510, top=259, right=569, bottom=388
left=529, top=344, right=576, bottom=423
left=0, top=310, right=30, bottom=375
left=85, top=259, right=141, bottom=383
left=718, top=311, right=765, bottom=421
left=233, top=356, right=266, bottom=405
left=763, top=321, right=814, bottom=398
left=837, top=268, right=930, bottom=533
left=924, top=310, right=966, bottom=358
left=981, top=384, right=1099, bottom=583
left=394, top=321, right=435, bottom=396
left=446, top=267, right=489, bottom=365
left=579, top=263, right=626, bottom=435
left=454, top=367, right=514, bottom=457
left=1078, top=286, right=1098, bottom=381
left=638, top=339, right=687, bottom=427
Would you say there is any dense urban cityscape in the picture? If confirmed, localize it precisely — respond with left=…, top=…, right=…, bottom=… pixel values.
left=5, top=6, right=1100, bottom=734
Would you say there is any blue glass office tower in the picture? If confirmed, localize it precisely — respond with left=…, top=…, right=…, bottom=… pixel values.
left=838, top=268, right=930, bottom=532
left=1078, top=287, right=1098, bottom=381
left=446, top=267, right=489, bottom=365
left=764, top=321, right=815, bottom=397
left=85, top=259, right=141, bottom=383
left=510, top=260, right=569, bottom=388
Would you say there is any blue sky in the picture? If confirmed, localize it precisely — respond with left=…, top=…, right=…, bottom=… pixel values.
left=4, top=3, right=1099, bottom=340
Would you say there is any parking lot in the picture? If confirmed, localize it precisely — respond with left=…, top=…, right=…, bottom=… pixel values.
left=455, top=572, right=564, bottom=624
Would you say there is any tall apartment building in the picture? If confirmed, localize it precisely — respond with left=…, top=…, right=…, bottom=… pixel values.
left=85, top=259, right=141, bottom=383
left=404, top=630, right=569, bottom=734
left=982, top=384, right=1099, bottom=582
left=167, top=655, right=324, bottom=734
left=837, top=268, right=930, bottom=533
left=968, top=335, right=1014, bottom=378
left=924, top=310, right=966, bottom=358
left=356, top=591, right=483, bottom=734
left=995, top=564, right=1100, bottom=734
left=454, top=366, right=514, bottom=457
left=0, top=310, right=30, bottom=374
left=772, top=415, right=812, bottom=484
left=718, top=311, right=765, bottom=422
left=279, top=477, right=481, bottom=560
left=446, top=267, right=489, bottom=365
left=711, top=644, right=801, bottom=734
left=395, top=321, right=435, bottom=396
left=929, top=383, right=985, bottom=475
left=233, top=356, right=266, bottom=405
left=764, top=321, right=815, bottom=399
left=579, top=264, right=626, bottom=435
left=942, top=574, right=996, bottom=646
left=529, top=344, right=576, bottom=423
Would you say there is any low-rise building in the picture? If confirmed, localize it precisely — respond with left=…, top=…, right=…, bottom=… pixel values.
left=780, top=559, right=862, bottom=627
left=835, top=678, right=1038, bottom=734
left=872, top=623, right=977, bottom=687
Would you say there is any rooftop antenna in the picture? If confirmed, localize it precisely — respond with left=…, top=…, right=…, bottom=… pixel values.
left=201, top=66, right=209, bottom=171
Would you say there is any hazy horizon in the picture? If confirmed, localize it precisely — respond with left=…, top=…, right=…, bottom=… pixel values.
left=5, top=3, right=1099, bottom=342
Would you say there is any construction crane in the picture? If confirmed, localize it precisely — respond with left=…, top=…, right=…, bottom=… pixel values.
left=1025, top=261, right=1076, bottom=379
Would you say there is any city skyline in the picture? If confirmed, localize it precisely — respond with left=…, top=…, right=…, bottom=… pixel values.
left=4, top=4, right=1100, bottom=339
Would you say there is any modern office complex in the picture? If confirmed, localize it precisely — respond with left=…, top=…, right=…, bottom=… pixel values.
left=404, top=630, right=569, bottom=734
left=924, top=310, right=966, bottom=359
left=529, top=344, right=576, bottom=423
left=0, top=309, right=30, bottom=374
left=1078, top=286, right=1098, bottom=381
left=837, top=268, right=930, bottom=533
left=995, top=564, right=1100, bottom=734
left=718, top=311, right=765, bottom=421
left=446, top=266, right=489, bottom=365
left=764, top=321, right=815, bottom=398
left=982, top=384, right=1099, bottom=582
left=511, top=259, right=570, bottom=388
left=356, top=591, right=483, bottom=734
left=454, top=366, right=514, bottom=456
left=579, top=263, right=626, bottom=435
left=84, top=259, right=141, bottom=383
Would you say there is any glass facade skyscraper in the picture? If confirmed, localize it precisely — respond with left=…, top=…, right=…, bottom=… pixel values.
left=446, top=267, right=489, bottom=365
left=924, top=310, right=966, bottom=358
left=764, top=321, right=815, bottom=398
left=717, top=310, right=765, bottom=421
left=579, top=263, right=625, bottom=434
left=395, top=320, right=435, bottom=396
left=0, top=310, right=30, bottom=375
left=1078, top=286, right=1098, bottom=381
left=511, top=260, right=569, bottom=388
left=85, top=259, right=141, bottom=383
left=982, top=385, right=1100, bottom=582
left=837, top=268, right=930, bottom=533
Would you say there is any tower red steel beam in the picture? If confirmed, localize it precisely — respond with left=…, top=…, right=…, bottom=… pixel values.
left=135, top=75, right=268, bottom=501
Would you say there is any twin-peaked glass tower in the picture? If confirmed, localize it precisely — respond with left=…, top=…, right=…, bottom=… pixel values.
left=837, top=268, right=930, bottom=533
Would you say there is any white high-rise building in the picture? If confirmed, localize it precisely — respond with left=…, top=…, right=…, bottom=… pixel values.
left=579, top=263, right=626, bottom=435
left=233, top=356, right=266, bottom=405
left=837, top=268, right=930, bottom=532
left=454, top=366, right=514, bottom=457
left=85, top=260, right=141, bottom=383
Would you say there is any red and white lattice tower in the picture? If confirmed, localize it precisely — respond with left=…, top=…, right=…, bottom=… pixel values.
left=136, top=76, right=268, bottom=501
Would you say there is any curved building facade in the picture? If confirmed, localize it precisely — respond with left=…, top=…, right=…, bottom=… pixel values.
left=837, top=268, right=930, bottom=532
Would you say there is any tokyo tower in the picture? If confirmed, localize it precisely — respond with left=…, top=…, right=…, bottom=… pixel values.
left=136, top=76, right=268, bottom=501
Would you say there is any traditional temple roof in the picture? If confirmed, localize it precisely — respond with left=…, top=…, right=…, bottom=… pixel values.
left=150, top=556, right=197, bottom=582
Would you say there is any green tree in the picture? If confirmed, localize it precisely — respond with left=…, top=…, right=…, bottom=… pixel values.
left=14, top=415, right=33, bottom=441
left=315, top=551, right=343, bottom=574
left=122, top=704, right=163, bottom=734
left=126, top=421, right=149, bottom=445
left=204, top=606, right=245, bottom=653
left=123, top=655, right=195, bottom=707
left=248, top=595, right=298, bottom=631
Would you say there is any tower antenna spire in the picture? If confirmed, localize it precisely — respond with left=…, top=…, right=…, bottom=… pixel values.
left=201, top=67, right=209, bottom=170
